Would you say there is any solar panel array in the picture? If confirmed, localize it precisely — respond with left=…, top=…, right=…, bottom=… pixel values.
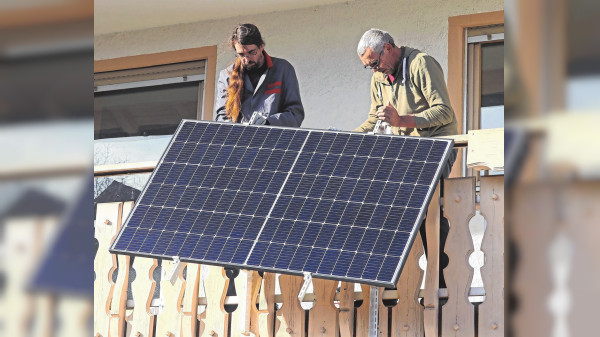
left=110, top=120, right=453, bottom=286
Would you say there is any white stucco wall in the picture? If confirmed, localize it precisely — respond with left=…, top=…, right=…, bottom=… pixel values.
left=95, top=0, right=503, bottom=131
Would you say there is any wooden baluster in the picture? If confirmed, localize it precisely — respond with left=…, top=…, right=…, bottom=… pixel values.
left=126, top=257, right=158, bottom=337
left=338, top=282, right=354, bottom=337
left=94, top=202, right=122, bottom=337
left=441, top=178, right=475, bottom=337
left=275, top=274, right=305, bottom=337
left=355, top=283, right=371, bottom=337
left=181, top=263, right=201, bottom=337
left=422, top=185, right=441, bottom=337
left=109, top=202, right=132, bottom=337
left=392, top=232, right=425, bottom=337
left=563, top=182, right=600, bottom=337
left=308, top=279, right=338, bottom=337
left=197, top=265, right=210, bottom=337
left=258, top=272, right=276, bottom=337
left=478, top=176, right=504, bottom=336
left=200, top=266, right=229, bottom=337
left=232, top=270, right=261, bottom=337
left=249, top=271, right=262, bottom=336
left=156, top=260, right=186, bottom=337
left=511, top=184, right=555, bottom=337
left=57, top=296, right=93, bottom=337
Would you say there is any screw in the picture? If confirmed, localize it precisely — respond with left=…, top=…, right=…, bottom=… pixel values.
left=492, top=194, right=499, bottom=200
left=104, top=219, right=110, bottom=225
left=403, top=324, right=409, bottom=331
left=455, top=196, right=461, bottom=203
left=491, top=323, right=498, bottom=330
left=320, top=327, right=326, bottom=333
left=286, top=328, right=293, bottom=333
left=136, top=332, right=142, bottom=337
left=453, top=324, right=460, bottom=331
left=209, top=330, right=215, bottom=336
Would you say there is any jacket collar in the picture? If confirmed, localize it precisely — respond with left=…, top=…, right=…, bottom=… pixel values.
left=264, top=50, right=273, bottom=68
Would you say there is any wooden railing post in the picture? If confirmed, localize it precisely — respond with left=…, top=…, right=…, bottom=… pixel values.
left=109, top=202, right=132, bottom=337
left=258, top=272, right=276, bottom=337
left=441, top=178, right=476, bottom=336
left=423, top=185, right=441, bottom=337
left=181, top=263, right=201, bottom=337
left=275, top=274, right=305, bottom=337
left=200, top=266, right=229, bottom=337
left=308, top=279, right=338, bottom=337
left=478, top=176, right=504, bottom=336
left=338, top=282, right=355, bottom=337
left=392, top=232, right=425, bottom=337
left=94, top=202, right=122, bottom=337
left=155, top=259, right=186, bottom=337
left=127, top=256, right=158, bottom=337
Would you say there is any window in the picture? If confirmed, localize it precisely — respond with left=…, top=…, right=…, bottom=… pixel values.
left=464, top=25, right=504, bottom=178
left=93, top=47, right=217, bottom=201
left=94, top=60, right=206, bottom=139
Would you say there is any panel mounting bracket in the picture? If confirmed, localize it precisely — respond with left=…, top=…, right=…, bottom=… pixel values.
left=297, top=272, right=313, bottom=302
left=167, top=256, right=184, bottom=285
left=368, top=285, right=379, bottom=337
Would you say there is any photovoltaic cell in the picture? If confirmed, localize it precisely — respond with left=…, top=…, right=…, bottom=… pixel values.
left=111, top=120, right=453, bottom=287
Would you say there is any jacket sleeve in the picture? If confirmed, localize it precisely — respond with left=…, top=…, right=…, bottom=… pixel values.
left=410, top=55, right=456, bottom=129
left=353, top=76, right=381, bottom=133
left=266, top=63, right=304, bottom=127
left=214, top=69, right=230, bottom=122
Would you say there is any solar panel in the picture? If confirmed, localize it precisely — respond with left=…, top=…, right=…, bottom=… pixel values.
left=110, top=120, right=453, bottom=287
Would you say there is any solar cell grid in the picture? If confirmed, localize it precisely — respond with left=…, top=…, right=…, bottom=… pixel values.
left=111, top=120, right=453, bottom=287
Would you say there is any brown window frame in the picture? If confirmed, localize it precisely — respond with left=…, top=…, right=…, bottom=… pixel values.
left=94, top=46, right=217, bottom=121
left=447, top=10, right=504, bottom=178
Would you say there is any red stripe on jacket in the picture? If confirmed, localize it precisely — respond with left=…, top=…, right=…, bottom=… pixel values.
left=267, top=81, right=282, bottom=88
left=265, top=88, right=281, bottom=95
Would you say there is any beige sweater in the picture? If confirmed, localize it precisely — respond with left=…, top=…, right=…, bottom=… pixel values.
left=353, top=47, right=458, bottom=137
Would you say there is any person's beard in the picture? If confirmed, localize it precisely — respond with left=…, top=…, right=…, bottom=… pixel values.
left=242, top=61, right=258, bottom=71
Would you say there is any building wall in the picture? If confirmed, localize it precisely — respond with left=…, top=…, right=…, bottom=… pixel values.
left=94, top=0, right=503, bottom=131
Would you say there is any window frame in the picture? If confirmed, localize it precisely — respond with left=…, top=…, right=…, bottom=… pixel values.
left=447, top=10, right=504, bottom=178
left=94, top=46, right=217, bottom=122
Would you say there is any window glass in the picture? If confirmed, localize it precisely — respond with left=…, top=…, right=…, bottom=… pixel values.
left=94, top=81, right=201, bottom=139
left=480, top=42, right=504, bottom=129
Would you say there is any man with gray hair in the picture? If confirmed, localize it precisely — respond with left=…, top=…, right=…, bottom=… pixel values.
left=354, top=29, right=458, bottom=151
left=355, top=28, right=458, bottom=287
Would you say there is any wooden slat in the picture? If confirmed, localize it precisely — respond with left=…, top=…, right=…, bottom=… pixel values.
left=392, top=232, right=425, bottom=337
left=423, top=185, right=441, bottom=337
left=467, top=129, right=504, bottom=171
left=564, top=182, right=600, bottom=337
left=258, top=272, right=276, bottom=337
left=156, top=260, right=186, bottom=337
left=231, top=270, right=260, bottom=337
left=126, top=256, right=158, bottom=337
left=478, top=176, right=504, bottom=336
left=200, top=266, right=229, bottom=337
left=181, top=264, right=201, bottom=337
left=338, top=282, right=355, bottom=337
left=355, top=283, right=371, bottom=337
left=94, top=203, right=122, bottom=337
left=511, top=184, right=555, bottom=337
left=57, top=297, right=93, bottom=337
left=307, top=279, right=338, bottom=337
left=441, top=178, right=476, bottom=336
left=275, top=274, right=305, bottom=337
left=33, top=294, right=54, bottom=337
left=109, top=202, right=132, bottom=337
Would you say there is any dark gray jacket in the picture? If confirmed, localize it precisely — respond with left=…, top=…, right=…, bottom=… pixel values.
left=215, top=52, right=304, bottom=127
